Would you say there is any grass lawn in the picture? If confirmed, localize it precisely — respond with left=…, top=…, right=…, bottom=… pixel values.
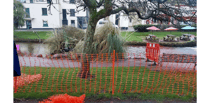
left=120, top=31, right=197, bottom=42
left=14, top=31, right=50, bottom=39
left=14, top=31, right=197, bottom=42
left=14, top=66, right=196, bottom=101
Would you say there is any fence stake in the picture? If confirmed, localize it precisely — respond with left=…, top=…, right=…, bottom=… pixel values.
left=14, top=77, right=18, bottom=93
left=112, top=50, right=115, bottom=95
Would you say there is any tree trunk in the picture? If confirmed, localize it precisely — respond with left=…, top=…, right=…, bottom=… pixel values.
left=77, top=10, right=98, bottom=78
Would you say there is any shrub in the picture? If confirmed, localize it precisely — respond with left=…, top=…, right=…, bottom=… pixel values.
left=73, top=20, right=125, bottom=60
left=74, top=20, right=124, bottom=54
left=44, top=26, right=85, bottom=54
left=28, top=43, right=34, bottom=54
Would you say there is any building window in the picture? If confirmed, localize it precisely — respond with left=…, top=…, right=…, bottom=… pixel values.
left=30, top=0, right=33, bottom=3
left=25, top=8, right=30, bottom=18
left=115, top=14, right=120, bottom=25
left=62, top=9, right=67, bottom=20
left=43, top=21, right=48, bottom=27
left=129, top=18, right=132, bottom=23
left=71, top=20, right=75, bottom=27
left=16, top=0, right=26, bottom=3
left=70, top=9, right=75, bottom=17
left=77, top=17, right=88, bottom=29
left=42, top=8, right=47, bottom=16
left=47, top=0, right=51, bottom=3
left=70, top=0, right=75, bottom=4
left=38, top=0, right=44, bottom=2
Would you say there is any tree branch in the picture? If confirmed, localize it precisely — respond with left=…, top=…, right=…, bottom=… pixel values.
left=111, top=7, right=153, bottom=20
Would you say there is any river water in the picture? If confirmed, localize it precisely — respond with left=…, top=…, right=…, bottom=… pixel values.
left=16, top=43, right=197, bottom=58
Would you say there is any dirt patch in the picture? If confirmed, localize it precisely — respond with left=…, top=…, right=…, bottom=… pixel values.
left=84, top=98, right=196, bottom=103
left=14, top=98, right=43, bottom=103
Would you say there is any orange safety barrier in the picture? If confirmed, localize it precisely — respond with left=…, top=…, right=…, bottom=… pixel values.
left=146, top=43, right=160, bottom=64
left=14, top=51, right=196, bottom=97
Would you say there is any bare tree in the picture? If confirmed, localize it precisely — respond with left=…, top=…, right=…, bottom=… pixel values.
left=47, top=0, right=197, bottom=78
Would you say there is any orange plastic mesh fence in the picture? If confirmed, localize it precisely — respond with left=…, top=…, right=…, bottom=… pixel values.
left=14, top=52, right=196, bottom=96
left=39, top=94, right=85, bottom=103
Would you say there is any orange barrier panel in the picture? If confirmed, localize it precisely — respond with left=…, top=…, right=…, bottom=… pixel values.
left=146, top=43, right=160, bottom=64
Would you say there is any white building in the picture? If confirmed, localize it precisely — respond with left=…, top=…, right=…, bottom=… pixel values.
left=17, top=0, right=88, bottom=30
left=17, top=0, right=131, bottom=30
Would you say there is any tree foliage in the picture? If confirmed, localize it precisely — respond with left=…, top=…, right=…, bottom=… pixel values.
left=47, top=0, right=197, bottom=52
left=13, top=0, right=26, bottom=30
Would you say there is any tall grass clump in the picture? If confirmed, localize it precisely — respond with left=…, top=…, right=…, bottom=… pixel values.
left=28, top=43, right=34, bottom=54
left=73, top=20, right=126, bottom=60
left=44, top=29, right=64, bottom=54
left=44, top=26, right=85, bottom=54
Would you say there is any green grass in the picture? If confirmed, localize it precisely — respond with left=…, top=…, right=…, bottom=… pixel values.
left=14, top=31, right=50, bottom=39
left=120, top=31, right=197, bottom=42
left=14, top=66, right=196, bottom=101
left=14, top=31, right=197, bottom=42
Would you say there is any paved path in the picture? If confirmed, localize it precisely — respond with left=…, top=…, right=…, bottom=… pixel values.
left=18, top=56, right=196, bottom=71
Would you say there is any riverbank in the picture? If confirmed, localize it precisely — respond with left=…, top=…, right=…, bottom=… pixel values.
left=14, top=31, right=197, bottom=47
left=120, top=31, right=197, bottom=42
left=125, top=41, right=196, bottom=47
left=14, top=39, right=196, bottom=47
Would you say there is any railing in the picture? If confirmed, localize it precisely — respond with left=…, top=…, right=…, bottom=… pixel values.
left=14, top=51, right=196, bottom=96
